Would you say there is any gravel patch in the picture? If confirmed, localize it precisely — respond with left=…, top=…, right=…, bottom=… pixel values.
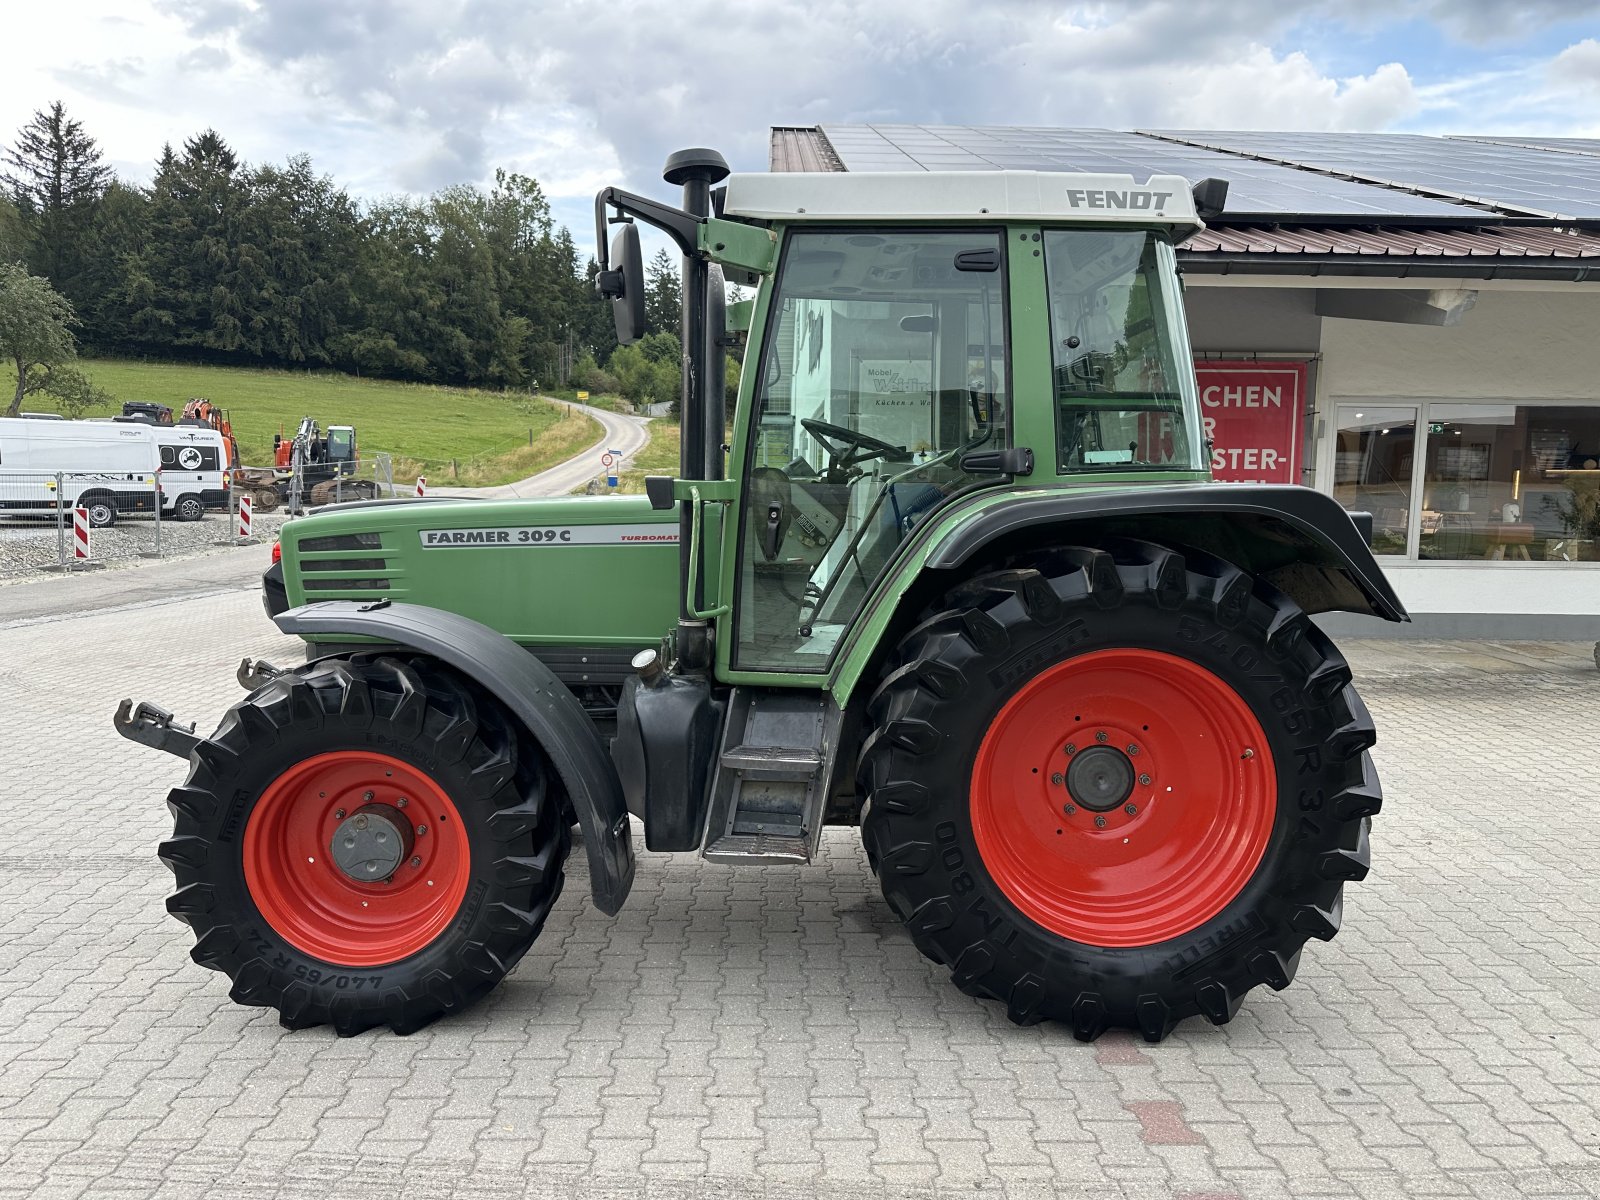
left=0, top=511, right=290, bottom=579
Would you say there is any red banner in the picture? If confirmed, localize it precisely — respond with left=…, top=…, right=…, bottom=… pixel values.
left=1195, top=361, right=1308, bottom=484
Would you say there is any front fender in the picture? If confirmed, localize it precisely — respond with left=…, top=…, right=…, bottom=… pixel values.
left=273, top=601, right=635, bottom=915
left=927, top=484, right=1407, bottom=623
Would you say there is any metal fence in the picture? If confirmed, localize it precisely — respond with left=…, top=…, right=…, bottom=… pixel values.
left=0, top=471, right=164, bottom=576
left=236, top=454, right=402, bottom=516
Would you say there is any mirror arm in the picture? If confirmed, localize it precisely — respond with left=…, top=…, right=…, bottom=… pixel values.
left=594, top=187, right=702, bottom=268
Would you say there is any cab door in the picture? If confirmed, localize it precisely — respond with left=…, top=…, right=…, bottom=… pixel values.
left=717, top=226, right=1012, bottom=681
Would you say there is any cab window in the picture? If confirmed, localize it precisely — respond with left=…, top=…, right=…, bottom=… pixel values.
left=1046, top=230, right=1202, bottom=473
left=734, top=228, right=1009, bottom=673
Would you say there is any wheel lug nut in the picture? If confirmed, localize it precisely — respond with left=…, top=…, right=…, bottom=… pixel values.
left=396, top=797, right=408, bottom=808
left=410, top=856, right=422, bottom=868
left=1063, top=804, right=1076, bottom=815
left=1124, top=803, right=1138, bottom=815
left=1094, top=815, right=1107, bottom=828
left=1095, top=731, right=1108, bottom=743
left=362, top=791, right=374, bottom=802
left=1138, top=774, right=1151, bottom=786
left=1050, top=773, right=1063, bottom=785
left=1242, top=748, right=1255, bottom=760
left=1126, top=744, right=1138, bottom=756
left=333, top=808, right=345, bottom=819
left=1064, top=743, right=1076, bottom=756
left=416, top=824, right=427, bottom=836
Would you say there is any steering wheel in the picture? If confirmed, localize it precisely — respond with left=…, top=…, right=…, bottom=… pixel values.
left=800, top=418, right=911, bottom=479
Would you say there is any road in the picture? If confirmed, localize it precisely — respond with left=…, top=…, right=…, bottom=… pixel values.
left=429, top=402, right=653, bottom=499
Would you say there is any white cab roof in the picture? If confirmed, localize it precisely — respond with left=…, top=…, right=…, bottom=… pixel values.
left=722, top=171, right=1202, bottom=229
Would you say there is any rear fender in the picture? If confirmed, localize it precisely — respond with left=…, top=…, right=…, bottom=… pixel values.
left=927, top=484, right=1408, bottom=622
left=273, top=601, right=635, bottom=915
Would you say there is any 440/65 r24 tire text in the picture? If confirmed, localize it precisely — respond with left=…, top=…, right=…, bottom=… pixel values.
left=859, top=540, right=1380, bottom=1042
left=158, top=655, right=569, bottom=1036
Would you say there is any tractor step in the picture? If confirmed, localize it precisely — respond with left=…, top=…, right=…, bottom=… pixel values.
left=702, top=689, right=838, bottom=865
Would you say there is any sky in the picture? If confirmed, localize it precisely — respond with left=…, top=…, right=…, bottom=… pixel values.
left=4, top=0, right=1599, bottom=253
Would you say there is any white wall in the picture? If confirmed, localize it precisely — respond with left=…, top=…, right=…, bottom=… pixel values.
left=1319, top=289, right=1600, bottom=401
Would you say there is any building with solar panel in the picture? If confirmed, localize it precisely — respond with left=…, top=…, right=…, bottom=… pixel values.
left=769, top=125, right=1600, bottom=638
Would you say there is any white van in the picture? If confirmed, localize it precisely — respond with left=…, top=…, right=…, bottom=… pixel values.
left=0, top=418, right=160, bottom=527
left=151, top=424, right=229, bottom=521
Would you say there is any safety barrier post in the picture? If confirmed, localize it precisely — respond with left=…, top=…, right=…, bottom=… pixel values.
left=237, top=493, right=255, bottom=544
left=67, top=506, right=102, bottom=570
left=55, top=471, right=66, bottom=569
left=142, top=473, right=162, bottom=559
left=416, top=476, right=426, bottom=498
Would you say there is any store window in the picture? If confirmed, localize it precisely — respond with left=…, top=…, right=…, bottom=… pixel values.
left=1423, top=405, right=1600, bottom=561
left=1330, top=401, right=1600, bottom=562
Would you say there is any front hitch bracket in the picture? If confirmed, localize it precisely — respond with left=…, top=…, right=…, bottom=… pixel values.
left=113, top=699, right=201, bottom=760
left=237, top=657, right=285, bottom=691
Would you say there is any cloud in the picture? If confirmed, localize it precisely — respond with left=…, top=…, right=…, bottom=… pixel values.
left=176, top=44, right=230, bottom=72
left=4, top=0, right=1593, bottom=226
left=1551, top=38, right=1600, bottom=91
left=1423, top=0, right=1600, bottom=44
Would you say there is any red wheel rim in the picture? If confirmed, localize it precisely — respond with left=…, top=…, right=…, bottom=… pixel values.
left=970, top=648, right=1276, bottom=948
left=243, top=752, right=471, bottom=967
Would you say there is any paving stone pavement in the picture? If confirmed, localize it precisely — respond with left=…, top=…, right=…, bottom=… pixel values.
left=1, top=589, right=1598, bottom=1200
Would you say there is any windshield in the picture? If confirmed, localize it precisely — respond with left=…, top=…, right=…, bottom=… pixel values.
left=1046, top=230, right=1203, bottom=474
left=734, top=228, right=1010, bottom=672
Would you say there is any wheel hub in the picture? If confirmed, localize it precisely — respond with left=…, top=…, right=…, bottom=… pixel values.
left=243, top=751, right=470, bottom=967
left=1065, top=745, right=1135, bottom=812
left=330, top=804, right=413, bottom=882
left=969, top=648, right=1277, bottom=948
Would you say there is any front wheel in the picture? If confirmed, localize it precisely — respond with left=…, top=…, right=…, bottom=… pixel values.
left=159, top=655, right=569, bottom=1035
left=859, top=541, right=1380, bottom=1041
left=174, top=495, right=205, bottom=522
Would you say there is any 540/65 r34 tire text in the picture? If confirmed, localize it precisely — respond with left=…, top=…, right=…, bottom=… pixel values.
left=859, top=540, right=1380, bottom=1042
left=158, top=655, right=569, bottom=1036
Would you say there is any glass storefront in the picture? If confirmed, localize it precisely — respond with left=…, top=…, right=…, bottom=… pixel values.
left=1332, top=401, right=1600, bottom=562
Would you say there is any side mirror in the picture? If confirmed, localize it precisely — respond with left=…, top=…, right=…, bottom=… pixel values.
left=598, top=222, right=646, bottom=344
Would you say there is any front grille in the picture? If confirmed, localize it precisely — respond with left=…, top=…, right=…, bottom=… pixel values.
left=302, top=576, right=393, bottom=592
left=302, top=557, right=386, bottom=572
left=299, top=532, right=382, bottom=553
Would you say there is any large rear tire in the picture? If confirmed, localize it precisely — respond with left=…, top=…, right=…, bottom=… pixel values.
left=859, top=540, right=1379, bottom=1042
left=159, top=655, right=569, bottom=1035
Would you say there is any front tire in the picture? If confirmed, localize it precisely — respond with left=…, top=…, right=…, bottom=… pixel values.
left=859, top=541, right=1379, bottom=1042
left=174, top=495, right=205, bottom=522
left=158, top=655, right=569, bottom=1035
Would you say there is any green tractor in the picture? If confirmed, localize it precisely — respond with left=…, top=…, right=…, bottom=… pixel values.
left=117, top=149, right=1404, bottom=1041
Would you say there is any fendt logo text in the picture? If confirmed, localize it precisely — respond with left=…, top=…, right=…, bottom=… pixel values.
left=1064, top=189, right=1174, bottom=211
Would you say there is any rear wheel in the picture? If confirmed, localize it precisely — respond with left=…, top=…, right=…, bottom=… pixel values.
left=859, top=541, right=1379, bottom=1041
left=174, top=495, right=205, bottom=522
left=159, top=655, right=569, bottom=1035
left=81, top=493, right=117, bottom=528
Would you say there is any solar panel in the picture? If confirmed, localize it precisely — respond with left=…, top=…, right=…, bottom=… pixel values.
left=1448, top=136, right=1600, bottom=160
left=1147, top=130, right=1600, bottom=220
left=818, top=125, right=1484, bottom=221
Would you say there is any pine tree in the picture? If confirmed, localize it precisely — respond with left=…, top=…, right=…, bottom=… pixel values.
left=644, top=247, right=681, bottom=335
left=2, top=102, right=112, bottom=300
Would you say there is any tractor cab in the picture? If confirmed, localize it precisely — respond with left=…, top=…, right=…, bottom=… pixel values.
left=594, top=162, right=1220, bottom=682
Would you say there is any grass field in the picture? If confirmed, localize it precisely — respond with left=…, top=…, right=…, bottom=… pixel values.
left=613, top=417, right=680, bottom=494
left=9, top=359, right=610, bottom=488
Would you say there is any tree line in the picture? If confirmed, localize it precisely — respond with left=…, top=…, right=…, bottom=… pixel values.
left=1, top=101, right=692, bottom=413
